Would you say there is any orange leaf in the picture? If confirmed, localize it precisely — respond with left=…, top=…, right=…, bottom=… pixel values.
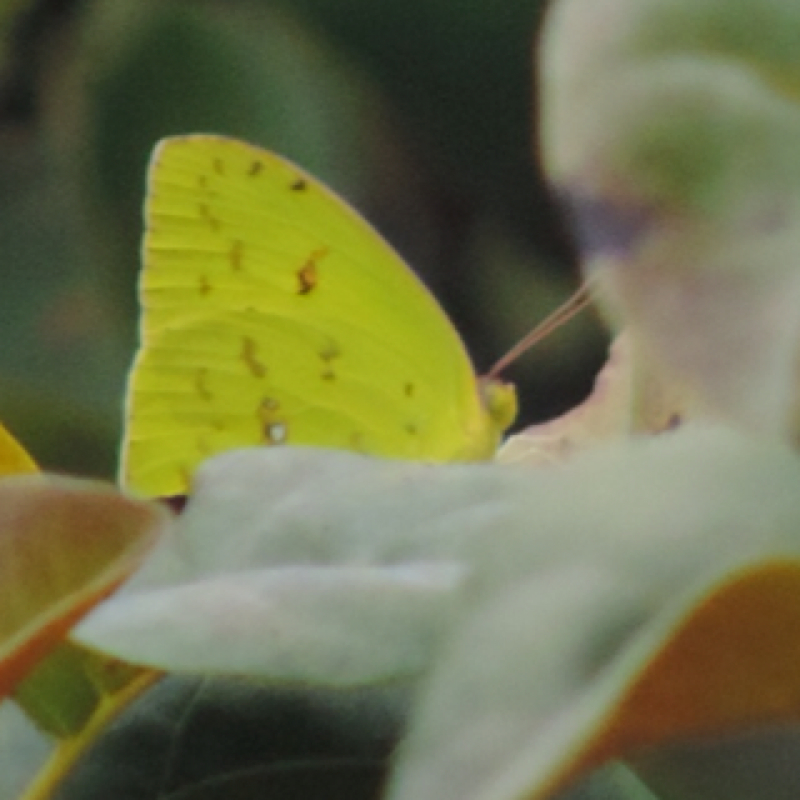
left=553, top=560, right=800, bottom=794
left=0, top=476, right=166, bottom=699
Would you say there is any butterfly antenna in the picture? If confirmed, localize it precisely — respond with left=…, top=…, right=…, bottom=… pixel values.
left=485, top=278, right=595, bottom=380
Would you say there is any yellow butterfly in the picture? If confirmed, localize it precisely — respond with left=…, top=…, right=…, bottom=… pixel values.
left=122, top=135, right=517, bottom=497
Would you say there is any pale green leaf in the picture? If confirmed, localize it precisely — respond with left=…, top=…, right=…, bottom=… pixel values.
left=78, top=425, right=800, bottom=693
left=540, top=0, right=800, bottom=438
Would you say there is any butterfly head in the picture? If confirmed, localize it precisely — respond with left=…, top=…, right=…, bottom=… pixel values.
left=479, top=378, right=518, bottom=438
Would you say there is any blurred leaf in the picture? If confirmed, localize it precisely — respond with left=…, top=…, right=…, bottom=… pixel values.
left=15, top=640, right=138, bottom=740
left=69, top=425, right=800, bottom=800
left=77, top=425, right=800, bottom=785
left=577, top=763, right=661, bottom=800
left=155, top=762, right=385, bottom=800
left=76, top=564, right=463, bottom=685
left=0, top=131, right=128, bottom=477
left=0, top=0, right=32, bottom=72
left=0, top=419, right=159, bottom=797
left=0, top=475, right=165, bottom=700
left=577, top=562, right=800, bottom=772
left=539, top=0, right=800, bottom=438
left=14, top=645, right=159, bottom=800
left=632, top=724, right=800, bottom=800
left=386, top=560, right=800, bottom=800
left=53, top=676, right=400, bottom=800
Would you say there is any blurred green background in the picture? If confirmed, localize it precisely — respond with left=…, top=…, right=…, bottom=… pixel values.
left=0, top=0, right=605, bottom=479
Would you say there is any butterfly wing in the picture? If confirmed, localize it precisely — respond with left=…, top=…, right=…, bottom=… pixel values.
left=123, top=135, right=514, bottom=496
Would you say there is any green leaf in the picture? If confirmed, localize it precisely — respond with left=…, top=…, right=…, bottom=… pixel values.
left=77, top=424, right=800, bottom=797
left=13, top=640, right=149, bottom=739
left=54, top=676, right=398, bottom=800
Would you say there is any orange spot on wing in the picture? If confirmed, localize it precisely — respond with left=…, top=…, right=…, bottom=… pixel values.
left=297, top=263, right=318, bottom=295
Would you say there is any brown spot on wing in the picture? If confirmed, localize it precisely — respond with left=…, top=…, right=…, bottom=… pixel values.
left=296, top=248, right=328, bottom=295
left=248, top=160, right=263, bottom=176
left=213, top=157, right=225, bottom=176
left=290, top=177, right=307, bottom=191
left=404, top=382, right=415, bottom=398
left=241, top=337, right=267, bottom=378
left=198, top=275, right=212, bottom=296
left=297, top=262, right=318, bottom=295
